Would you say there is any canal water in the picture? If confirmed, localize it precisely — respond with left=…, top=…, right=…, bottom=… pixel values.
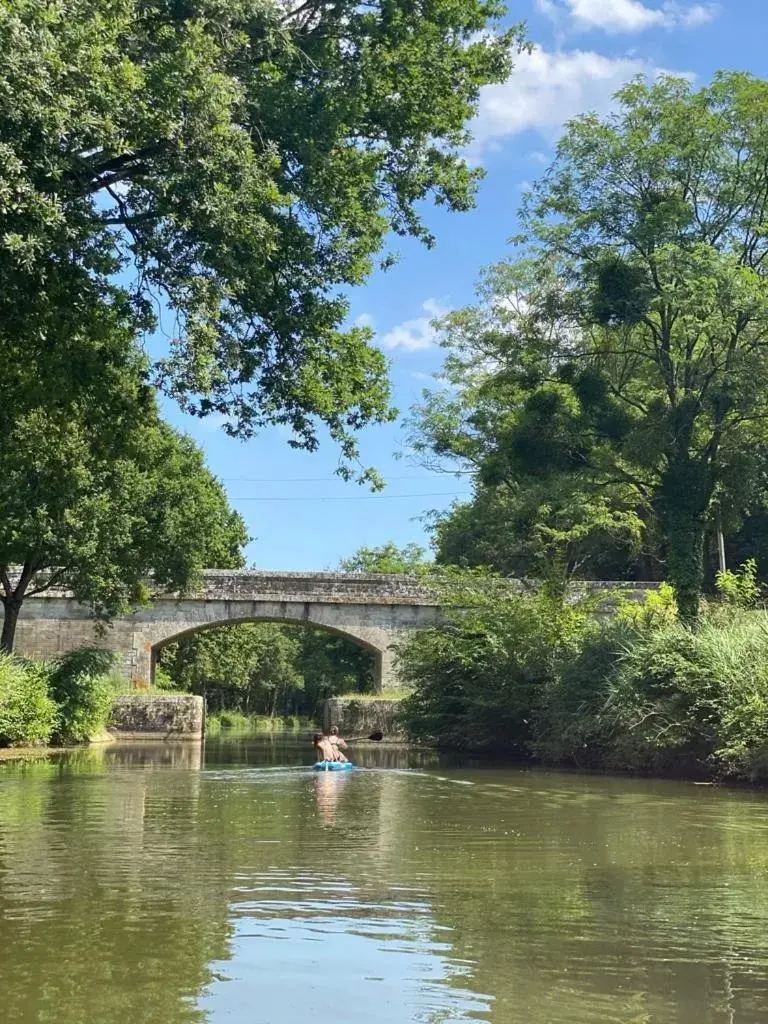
left=1, top=738, right=767, bottom=1024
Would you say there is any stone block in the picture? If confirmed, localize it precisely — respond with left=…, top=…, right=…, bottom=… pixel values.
left=108, top=694, right=204, bottom=740
left=323, top=697, right=407, bottom=742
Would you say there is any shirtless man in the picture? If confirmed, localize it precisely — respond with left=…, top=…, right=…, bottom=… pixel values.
left=328, top=726, right=349, bottom=762
left=313, top=732, right=338, bottom=762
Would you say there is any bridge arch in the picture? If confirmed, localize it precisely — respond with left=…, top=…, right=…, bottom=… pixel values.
left=148, top=612, right=386, bottom=691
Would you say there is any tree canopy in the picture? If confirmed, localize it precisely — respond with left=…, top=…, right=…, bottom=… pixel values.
left=410, top=72, right=768, bottom=618
left=0, top=0, right=523, bottom=477
left=0, top=337, right=247, bottom=650
left=338, top=541, right=432, bottom=574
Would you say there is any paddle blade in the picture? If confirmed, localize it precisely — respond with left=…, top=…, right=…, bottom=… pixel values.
left=368, top=731, right=383, bottom=742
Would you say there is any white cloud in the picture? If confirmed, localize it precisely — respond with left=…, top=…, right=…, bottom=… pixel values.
left=470, top=46, right=692, bottom=155
left=537, top=0, right=719, bottom=34
left=353, top=312, right=375, bottom=329
left=677, top=2, right=719, bottom=26
left=380, top=299, right=449, bottom=352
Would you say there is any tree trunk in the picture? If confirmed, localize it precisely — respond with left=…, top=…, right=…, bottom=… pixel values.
left=0, top=600, right=20, bottom=653
left=0, top=561, right=38, bottom=654
left=659, top=453, right=711, bottom=624
left=665, top=514, right=706, bottom=623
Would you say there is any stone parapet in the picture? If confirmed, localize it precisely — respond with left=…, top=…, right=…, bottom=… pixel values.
left=17, top=569, right=439, bottom=606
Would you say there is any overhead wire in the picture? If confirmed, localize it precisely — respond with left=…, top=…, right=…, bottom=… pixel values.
left=221, top=473, right=472, bottom=483
left=229, top=491, right=471, bottom=502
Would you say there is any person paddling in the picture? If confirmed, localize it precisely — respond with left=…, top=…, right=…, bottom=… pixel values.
left=313, top=732, right=340, bottom=763
left=328, top=725, right=349, bottom=760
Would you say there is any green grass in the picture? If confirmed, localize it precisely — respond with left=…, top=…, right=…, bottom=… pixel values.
left=331, top=689, right=410, bottom=702
left=107, top=676, right=193, bottom=696
left=205, top=712, right=309, bottom=735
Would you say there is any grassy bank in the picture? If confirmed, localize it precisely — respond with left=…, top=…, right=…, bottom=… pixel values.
left=205, top=712, right=309, bottom=736
left=330, top=690, right=408, bottom=702
left=397, top=579, right=768, bottom=784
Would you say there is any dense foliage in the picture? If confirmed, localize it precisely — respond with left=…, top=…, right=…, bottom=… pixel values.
left=0, top=268, right=247, bottom=651
left=0, top=648, right=116, bottom=746
left=399, top=571, right=768, bottom=781
left=0, top=0, right=523, bottom=478
left=410, top=73, right=768, bottom=618
left=0, top=656, right=58, bottom=746
left=0, top=373, right=248, bottom=650
left=158, top=622, right=375, bottom=716
left=398, top=574, right=588, bottom=754
left=47, top=649, right=116, bottom=744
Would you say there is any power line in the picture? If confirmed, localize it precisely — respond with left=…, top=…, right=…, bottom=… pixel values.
left=229, top=491, right=471, bottom=503
left=222, top=473, right=472, bottom=483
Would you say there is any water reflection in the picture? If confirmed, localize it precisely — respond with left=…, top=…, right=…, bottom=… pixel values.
left=314, top=770, right=346, bottom=826
left=0, top=739, right=767, bottom=1023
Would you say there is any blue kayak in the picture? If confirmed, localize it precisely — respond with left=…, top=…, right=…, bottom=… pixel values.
left=313, top=760, right=354, bottom=771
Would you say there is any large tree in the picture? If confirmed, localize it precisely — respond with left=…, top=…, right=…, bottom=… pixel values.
left=430, top=483, right=647, bottom=582
left=0, top=0, right=522, bottom=477
left=411, top=73, right=768, bottom=619
left=0, top=348, right=247, bottom=650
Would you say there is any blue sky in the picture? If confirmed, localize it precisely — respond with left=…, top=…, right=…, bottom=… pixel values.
left=161, top=0, right=765, bottom=571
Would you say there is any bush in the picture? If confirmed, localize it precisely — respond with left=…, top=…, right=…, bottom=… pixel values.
left=399, top=572, right=768, bottom=782
left=47, top=648, right=115, bottom=744
left=398, top=576, right=588, bottom=754
left=0, top=655, right=58, bottom=747
left=534, top=619, right=635, bottom=768
left=597, top=613, right=768, bottom=779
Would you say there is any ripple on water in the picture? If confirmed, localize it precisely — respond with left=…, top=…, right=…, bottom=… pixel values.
left=2, top=740, right=768, bottom=1024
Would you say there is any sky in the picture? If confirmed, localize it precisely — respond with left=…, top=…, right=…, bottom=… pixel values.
left=160, top=0, right=767, bottom=572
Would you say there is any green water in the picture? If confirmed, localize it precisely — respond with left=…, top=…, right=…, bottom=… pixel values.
left=1, top=739, right=767, bottom=1023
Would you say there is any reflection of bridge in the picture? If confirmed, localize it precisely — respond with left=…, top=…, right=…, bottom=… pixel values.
left=14, top=571, right=441, bottom=690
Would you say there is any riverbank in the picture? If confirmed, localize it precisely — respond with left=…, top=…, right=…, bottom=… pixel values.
left=206, top=712, right=308, bottom=735
left=397, top=587, right=768, bottom=785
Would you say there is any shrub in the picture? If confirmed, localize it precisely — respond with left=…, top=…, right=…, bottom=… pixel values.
left=593, top=612, right=768, bottom=779
left=600, top=624, right=722, bottom=774
left=48, top=648, right=115, bottom=744
left=398, top=576, right=588, bottom=753
left=715, top=559, right=761, bottom=608
left=0, top=655, right=58, bottom=747
left=615, top=581, right=677, bottom=629
left=534, top=618, right=636, bottom=768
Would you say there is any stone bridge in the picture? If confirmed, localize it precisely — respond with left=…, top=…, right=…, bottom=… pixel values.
left=12, top=571, right=441, bottom=690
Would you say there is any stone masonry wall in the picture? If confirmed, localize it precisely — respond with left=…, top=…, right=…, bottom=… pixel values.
left=323, top=697, right=407, bottom=742
left=108, top=694, right=204, bottom=740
